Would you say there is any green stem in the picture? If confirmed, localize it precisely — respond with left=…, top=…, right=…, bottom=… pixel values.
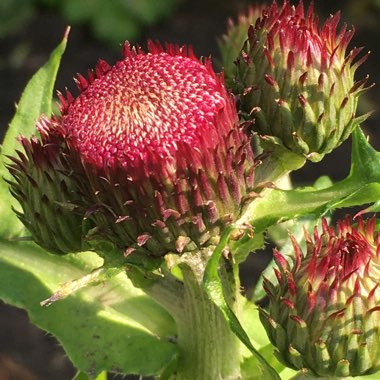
left=133, top=249, right=242, bottom=380
left=239, top=176, right=358, bottom=232
left=173, top=263, right=241, bottom=380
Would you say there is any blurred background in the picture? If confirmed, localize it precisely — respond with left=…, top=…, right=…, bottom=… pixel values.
left=0, top=0, right=379, bottom=378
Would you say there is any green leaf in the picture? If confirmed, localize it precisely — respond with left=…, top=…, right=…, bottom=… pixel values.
left=73, top=371, right=107, bottom=380
left=241, top=299, right=271, bottom=349
left=348, top=127, right=380, bottom=182
left=0, top=239, right=177, bottom=377
left=1, top=28, right=69, bottom=164
left=0, top=29, right=69, bottom=238
left=203, top=227, right=281, bottom=380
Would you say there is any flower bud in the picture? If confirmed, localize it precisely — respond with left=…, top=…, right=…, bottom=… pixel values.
left=8, top=42, right=256, bottom=257
left=260, top=216, right=380, bottom=377
left=236, top=1, right=372, bottom=162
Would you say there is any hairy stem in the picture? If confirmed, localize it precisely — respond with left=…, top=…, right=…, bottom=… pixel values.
left=131, top=249, right=242, bottom=380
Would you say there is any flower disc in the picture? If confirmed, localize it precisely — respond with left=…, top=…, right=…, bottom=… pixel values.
left=62, top=45, right=228, bottom=172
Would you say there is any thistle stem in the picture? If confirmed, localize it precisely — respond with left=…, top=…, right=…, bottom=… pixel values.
left=172, top=263, right=241, bottom=380
left=132, top=250, right=242, bottom=380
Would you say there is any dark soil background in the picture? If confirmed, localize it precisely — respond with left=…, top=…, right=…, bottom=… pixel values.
left=0, top=0, right=379, bottom=379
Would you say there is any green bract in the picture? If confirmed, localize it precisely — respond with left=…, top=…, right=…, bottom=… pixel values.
left=7, top=134, right=91, bottom=254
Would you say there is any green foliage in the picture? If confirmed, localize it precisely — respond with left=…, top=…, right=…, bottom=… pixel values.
left=0, top=0, right=177, bottom=45
left=0, top=28, right=68, bottom=238
left=0, top=240, right=177, bottom=376
left=0, top=0, right=34, bottom=37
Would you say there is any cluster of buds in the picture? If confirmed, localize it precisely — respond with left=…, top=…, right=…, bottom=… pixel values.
left=8, top=42, right=256, bottom=257
left=8, top=1, right=373, bottom=258
left=5, top=0, right=380, bottom=378
left=260, top=216, right=380, bottom=377
left=235, top=1, right=371, bottom=162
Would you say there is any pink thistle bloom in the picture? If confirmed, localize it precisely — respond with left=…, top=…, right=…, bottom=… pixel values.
left=9, top=42, right=255, bottom=257
left=260, top=216, right=380, bottom=377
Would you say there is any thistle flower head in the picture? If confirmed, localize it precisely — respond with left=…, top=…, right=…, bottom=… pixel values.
left=236, top=0, right=372, bottom=162
left=9, top=42, right=255, bottom=257
left=260, top=216, right=380, bottom=377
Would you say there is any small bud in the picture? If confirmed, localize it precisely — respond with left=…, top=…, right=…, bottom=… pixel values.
left=260, top=216, right=380, bottom=377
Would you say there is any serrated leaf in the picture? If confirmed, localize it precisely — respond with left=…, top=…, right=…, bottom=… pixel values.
left=0, top=239, right=177, bottom=377
left=0, top=29, right=69, bottom=238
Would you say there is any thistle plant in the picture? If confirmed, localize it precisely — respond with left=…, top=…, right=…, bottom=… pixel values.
left=1, top=1, right=380, bottom=380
